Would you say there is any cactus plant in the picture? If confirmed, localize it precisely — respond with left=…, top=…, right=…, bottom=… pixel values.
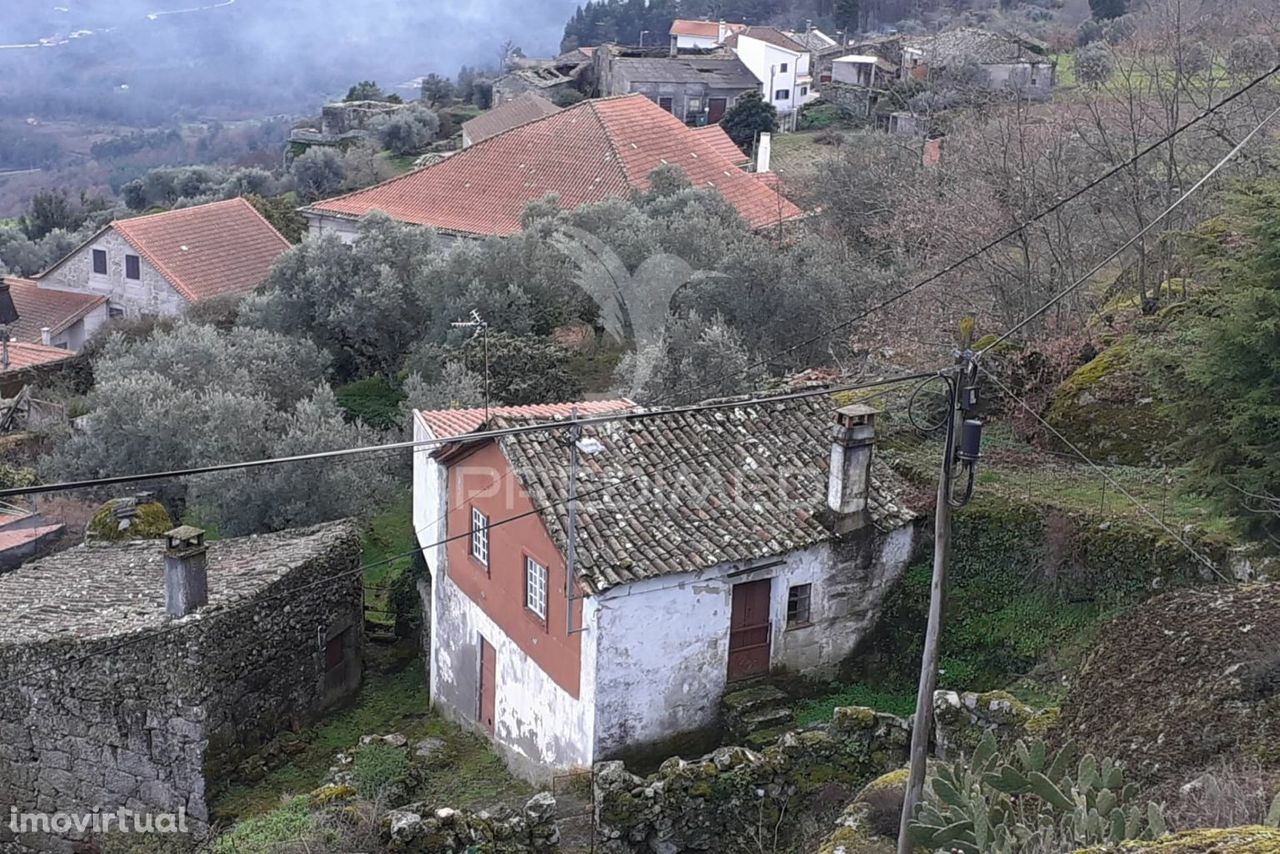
left=907, top=732, right=1168, bottom=853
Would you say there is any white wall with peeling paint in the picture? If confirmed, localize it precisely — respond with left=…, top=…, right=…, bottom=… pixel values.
left=429, top=569, right=598, bottom=782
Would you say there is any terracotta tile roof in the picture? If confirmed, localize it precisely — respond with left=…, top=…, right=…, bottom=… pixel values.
left=417, top=399, right=636, bottom=440
left=463, top=93, right=562, bottom=146
left=494, top=395, right=915, bottom=593
left=692, top=124, right=750, bottom=166
left=669, top=19, right=746, bottom=38
left=0, top=341, right=77, bottom=373
left=110, top=198, right=291, bottom=303
left=308, top=95, right=803, bottom=236
left=0, top=523, right=63, bottom=556
left=2, top=277, right=106, bottom=345
left=724, top=26, right=809, bottom=53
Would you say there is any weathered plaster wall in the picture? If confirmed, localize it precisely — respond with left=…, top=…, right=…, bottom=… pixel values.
left=303, top=212, right=362, bottom=244
left=592, top=523, right=916, bottom=760
left=429, top=569, right=597, bottom=782
left=0, top=524, right=363, bottom=853
left=39, top=230, right=186, bottom=319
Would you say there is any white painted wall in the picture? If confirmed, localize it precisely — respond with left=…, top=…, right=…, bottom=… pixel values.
left=591, top=524, right=915, bottom=758
left=39, top=229, right=187, bottom=319
left=430, top=569, right=598, bottom=782
left=732, top=36, right=807, bottom=118
left=673, top=34, right=719, bottom=49
left=412, top=416, right=446, bottom=576
left=303, top=211, right=362, bottom=243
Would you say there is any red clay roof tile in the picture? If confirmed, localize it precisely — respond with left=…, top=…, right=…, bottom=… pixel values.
left=0, top=341, right=77, bottom=373
left=416, top=399, right=635, bottom=440
left=308, top=95, right=802, bottom=236
left=2, top=277, right=105, bottom=344
left=110, top=198, right=291, bottom=303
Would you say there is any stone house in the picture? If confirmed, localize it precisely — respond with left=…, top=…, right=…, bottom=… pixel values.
left=35, top=198, right=291, bottom=321
left=901, top=27, right=1056, bottom=100
left=591, top=45, right=761, bottom=125
left=0, top=522, right=363, bottom=852
left=411, top=395, right=917, bottom=780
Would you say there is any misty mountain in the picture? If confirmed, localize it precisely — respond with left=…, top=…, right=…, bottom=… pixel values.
left=0, top=0, right=580, bottom=123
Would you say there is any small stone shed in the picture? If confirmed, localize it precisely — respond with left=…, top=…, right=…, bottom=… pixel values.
left=0, top=522, right=364, bottom=852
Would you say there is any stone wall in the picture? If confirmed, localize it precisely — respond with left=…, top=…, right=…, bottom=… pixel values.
left=40, top=229, right=188, bottom=320
left=0, top=523, right=363, bottom=852
left=593, top=706, right=910, bottom=853
left=385, top=792, right=560, bottom=853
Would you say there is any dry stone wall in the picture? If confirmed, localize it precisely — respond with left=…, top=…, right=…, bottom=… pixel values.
left=0, top=523, right=363, bottom=853
left=594, top=706, right=911, bottom=854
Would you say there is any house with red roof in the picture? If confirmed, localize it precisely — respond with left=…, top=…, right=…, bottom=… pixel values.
left=722, top=27, right=820, bottom=127
left=410, top=396, right=917, bottom=781
left=302, top=94, right=803, bottom=242
left=0, top=341, right=80, bottom=397
left=1, top=277, right=108, bottom=351
left=669, top=19, right=747, bottom=51
left=36, top=198, right=291, bottom=321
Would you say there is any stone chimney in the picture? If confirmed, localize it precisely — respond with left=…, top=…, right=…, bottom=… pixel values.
left=827, top=404, right=879, bottom=529
left=40, top=327, right=51, bottom=346
left=718, top=19, right=729, bottom=42
left=164, top=525, right=208, bottom=618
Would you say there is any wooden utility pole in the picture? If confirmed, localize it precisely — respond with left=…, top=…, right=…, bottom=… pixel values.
left=897, top=366, right=962, bottom=854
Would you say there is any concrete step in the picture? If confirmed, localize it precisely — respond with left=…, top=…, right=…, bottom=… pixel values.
left=721, top=683, right=789, bottom=717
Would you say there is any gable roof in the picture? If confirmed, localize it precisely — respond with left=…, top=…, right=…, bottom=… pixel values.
left=0, top=341, right=78, bottom=374
left=691, top=124, right=750, bottom=166
left=670, top=19, right=746, bottom=39
left=724, top=26, right=809, bottom=54
left=2, top=277, right=106, bottom=344
left=416, top=399, right=636, bottom=440
left=463, top=93, right=562, bottom=146
left=306, top=94, right=803, bottom=236
left=906, top=27, right=1049, bottom=65
left=613, top=55, right=761, bottom=89
left=487, top=396, right=913, bottom=594
left=105, top=198, right=291, bottom=303
left=788, top=28, right=839, bottom=51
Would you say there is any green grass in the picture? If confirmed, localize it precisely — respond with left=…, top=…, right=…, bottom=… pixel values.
left=210, top=665, right=432, bottom=819
left=212, top=797, right=314, bottom=854
left=794, top=683, right=917, bottom=725
left=381, top=151, right=420, bottom=174
left=884, top=427, right=1240, bottom=539
left=361, top=494, right=416, bottom=626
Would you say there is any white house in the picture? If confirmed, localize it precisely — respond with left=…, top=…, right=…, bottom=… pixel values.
left=35, top=198, right=291, bottom=321
left=723, top=27, right=818, bottom=128
left=412, top=394, right=917, bottom=781
left=2, top=277, right=108, bottom=351
left=668, top=19, right=746, bottom=51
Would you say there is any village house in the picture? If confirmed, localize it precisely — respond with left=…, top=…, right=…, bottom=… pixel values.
left=668, top=19, right=747, bottom=51
left=902, top=27, right=1056, bottom=99
left=788, top=27, right=851, bottom=85
left=722, top=27, right=819, bottom=128
left=303, top=94, right=802, bottom=242
left=411, top=396, right=917, bottom=780
left=34, top=198, right=291, bottom=321
left=461, top=93, right=562, bottom=148
left=0, top=523, right=363, bottom=850
left=591, top=45, right=761, bottom=126
left=0, top=341, right=80, bottom=398
left=493, top=51, right=593, bottom=106
left=289, top=98, right=410, bottom=150
left=1, top=276, right=108, bottom=351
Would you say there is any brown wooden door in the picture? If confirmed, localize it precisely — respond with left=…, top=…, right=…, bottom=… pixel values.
left=727, top=579, right=772, bottom=681
left=478, top=637, right=496, bottom=733
left=708, top=97, right=728, bottom=123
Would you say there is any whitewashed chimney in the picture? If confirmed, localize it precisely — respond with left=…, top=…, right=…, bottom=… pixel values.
left=756, top=132, right=772, bottom=173
left=718, top=19, right=729, bottom=42
left=40, top=327, right=51, bottom=346
left=827, top=404, right=879, bottom=521
left=164, top=525, right=208, bottom=618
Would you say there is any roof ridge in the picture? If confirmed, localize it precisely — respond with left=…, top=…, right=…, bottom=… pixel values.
left=111, top=218, right=195, bottom=302
left=591, top=93, right=652, bottom=187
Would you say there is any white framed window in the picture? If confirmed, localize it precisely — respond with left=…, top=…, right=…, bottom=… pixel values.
left=525, top=556, right=548, bottom=620
left=470, top=507, right=489, bottom=567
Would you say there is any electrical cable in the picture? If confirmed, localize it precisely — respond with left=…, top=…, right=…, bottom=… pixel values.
left=0, top=370, right=939, bottom=500
left=646, top=61, right=1280, bottom=405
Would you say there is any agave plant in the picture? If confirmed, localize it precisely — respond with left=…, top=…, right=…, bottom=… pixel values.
left=908, top=732, right=1168, bottom=853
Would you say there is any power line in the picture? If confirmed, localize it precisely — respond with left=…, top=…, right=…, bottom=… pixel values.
left=977, top=102, right=1280, bottom=355
left=651, top=61, right=1280, bottom=405
left=977, top=366, right=1227, bottom=581
left=0, top=437, right=741, bottom=691
left=0, top=371, right=938, bottom=500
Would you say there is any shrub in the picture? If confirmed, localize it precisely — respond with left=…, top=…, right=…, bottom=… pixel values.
left=350, top=742, right=413, bottom=799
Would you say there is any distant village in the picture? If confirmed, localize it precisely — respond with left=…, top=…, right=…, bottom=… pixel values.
left=2, top=5, right=1279, bottom=854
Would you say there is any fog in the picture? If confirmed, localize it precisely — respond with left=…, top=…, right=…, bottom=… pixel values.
left=0, top=0, right=581, bottom=122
